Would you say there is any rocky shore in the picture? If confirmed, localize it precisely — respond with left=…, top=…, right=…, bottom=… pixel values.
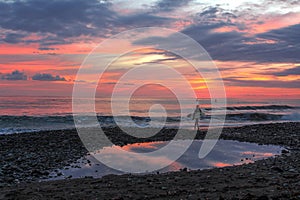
left=0, top=122, right=299, bottom=199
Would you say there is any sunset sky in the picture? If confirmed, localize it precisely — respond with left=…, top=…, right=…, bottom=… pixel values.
left=0, top=0, right=299, bottom=99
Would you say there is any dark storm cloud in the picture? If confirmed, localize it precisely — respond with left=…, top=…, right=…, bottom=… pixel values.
left=199, top=7, right=219, bottom=17
left=182, top=23, right=244, bottom=48
left=38, top=36, right=72, bottom=46
left=133, top=22, right=245, bottom=61
left=1, top=70, right=27, bottom=80
left=0, top=0, right=173, bottom=46
left=133, top=20, right=300, bottom=63
left=118, top=13, right=172, bottom=27
left=2, top=33, right=28, bottom=44
left=223, top=78, right=300, bottom=88
left=38, top=47, right=58, bottom=51
left=152, top=0, right=192, bottom=12
left=0, top=0, right=116, bottom=37
left=32, top=73, right=66, bottom=81
left=134, top=2, right=299, bottom=63
left=0, top=0, right=299, bottom=64
left=188, top=6, right=300, bottom=62
left=181, top=22, right=300, bottom=63
left=193, top=6, right=238, bottom=25
left=272, top=66, right=300, bottom=76
left=258, top=23, right=300, bottom=44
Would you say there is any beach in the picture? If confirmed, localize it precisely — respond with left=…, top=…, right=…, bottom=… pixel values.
left=1, top=0, right=299, bottom=199
left=1, top=122, right=299, bottom=199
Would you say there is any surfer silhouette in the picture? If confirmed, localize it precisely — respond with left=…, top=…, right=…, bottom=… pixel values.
left=192, top=104, right=203, bottom=130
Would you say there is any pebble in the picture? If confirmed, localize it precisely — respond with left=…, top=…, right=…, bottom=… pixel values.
left=0, top=122, right=299, bottom=199
left=288, top=168, right=297, bottom=173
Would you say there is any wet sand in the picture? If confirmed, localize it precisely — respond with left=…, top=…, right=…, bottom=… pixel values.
left=0, top=122, right=300, bottom=199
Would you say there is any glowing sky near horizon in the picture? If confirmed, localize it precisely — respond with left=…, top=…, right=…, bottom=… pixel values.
left=0, top=0, right=299, bottom=99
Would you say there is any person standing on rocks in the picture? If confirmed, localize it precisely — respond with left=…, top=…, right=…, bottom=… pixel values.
left=193, top=104, right=204, bottom=130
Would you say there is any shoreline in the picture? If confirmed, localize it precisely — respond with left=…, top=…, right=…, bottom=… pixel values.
left=1, top=122, right=300, bottom=199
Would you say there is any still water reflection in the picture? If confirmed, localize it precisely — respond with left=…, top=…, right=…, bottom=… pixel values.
left=49, top=139, right=283, bottom=180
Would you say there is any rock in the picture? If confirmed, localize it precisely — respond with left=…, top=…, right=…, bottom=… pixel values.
left=1, top=122, right=300, bottom=199
left=281, top=149, right=289, bottom=154
left=288, top=168, right=297, bottom=173
left=257, top=195, right=269, bottom=200
left=283, top=183, right=289, bottom=187
left=180, top=168, right=187, bottom=172
left=57, top=172, right=63, bottom=176
left=270, top=166, right=283, bottom=172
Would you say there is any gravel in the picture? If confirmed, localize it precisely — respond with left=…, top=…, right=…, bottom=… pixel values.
left=0, top=122, right=299, bottom=199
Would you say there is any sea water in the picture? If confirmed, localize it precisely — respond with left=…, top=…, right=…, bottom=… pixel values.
left=0, top=96, right=299, bottom=134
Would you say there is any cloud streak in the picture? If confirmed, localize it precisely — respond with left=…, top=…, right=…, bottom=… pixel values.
left=32, top=73, right=67, bottom=81
left=272, top=66, right=300, bottom=76
left=1, top=70, right=27, bottom=80
left=224, top=78, right=300, bottom=89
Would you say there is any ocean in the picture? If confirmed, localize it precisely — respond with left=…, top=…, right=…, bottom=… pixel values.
left=0, top=96, right=299, bottom=134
